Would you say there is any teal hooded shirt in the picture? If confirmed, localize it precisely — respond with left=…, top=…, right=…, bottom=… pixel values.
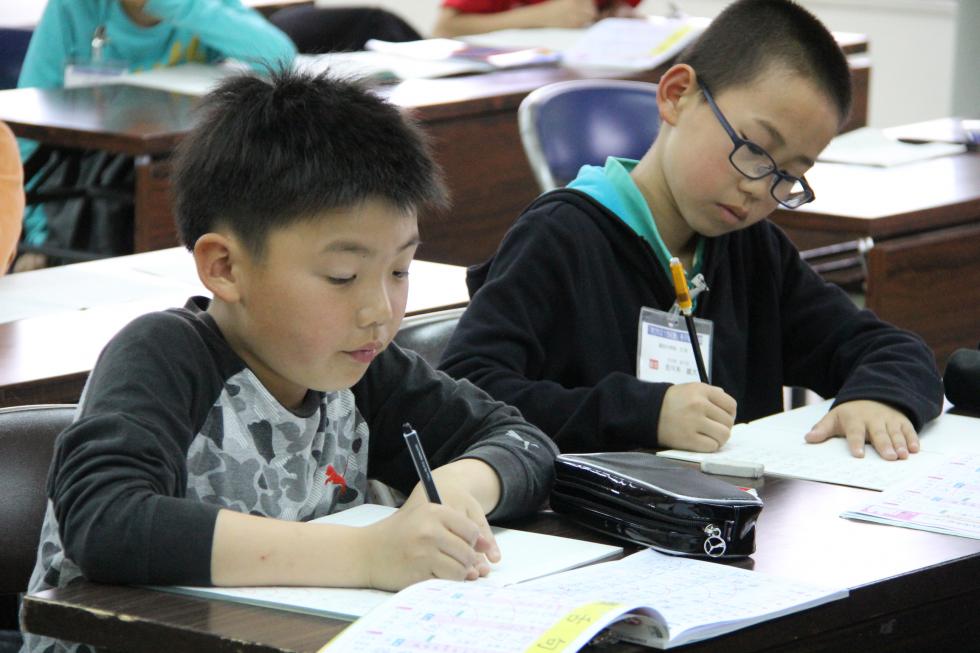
left=567, top=156, right=705, bottom=292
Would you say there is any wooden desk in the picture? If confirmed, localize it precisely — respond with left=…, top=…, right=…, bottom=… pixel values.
left=0, top=250, right=468, bottom=407
left=0, top=84, right=193, bottom=252
left=770, top=152, right=980, bottom=368
left=0, top=38, right=868, bottom=266
left=20, top=472, right=980, bottom=652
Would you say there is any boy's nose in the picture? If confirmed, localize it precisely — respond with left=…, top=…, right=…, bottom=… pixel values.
left=736, top=173, right=772, bottom=201
left=358, top=283, right=394, bottom=327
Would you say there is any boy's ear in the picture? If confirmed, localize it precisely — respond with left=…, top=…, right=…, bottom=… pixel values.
left=194, top=232, right=244, bottom=304
left=657, top=64, right=699, bottom=126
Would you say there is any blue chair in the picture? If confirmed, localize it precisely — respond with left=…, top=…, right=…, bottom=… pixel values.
left=0, top=27, right=33, bottom=90
left=518, top=79, right=661, bottom=192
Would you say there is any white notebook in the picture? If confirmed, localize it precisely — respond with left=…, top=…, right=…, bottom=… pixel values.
left=657, top=400, right=979, bottom=491
left=818, top=127, right=966, bottom=167
left=321, top=548, right=848, bottom=652
left=152, top=504, right=621, bottom=620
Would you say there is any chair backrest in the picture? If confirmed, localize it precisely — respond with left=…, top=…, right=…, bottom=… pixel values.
left=0, top=404, right=75, bottom=595
left=518, top=79, right=661, bottom=192
left=393, top=307, right=466, bottom=367
left=0, top=27, right=33, bottom=90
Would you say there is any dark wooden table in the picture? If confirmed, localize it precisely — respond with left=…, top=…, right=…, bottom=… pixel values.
left=20, top=471, right=980, bottom=653
left=770, top=151, right=980, bottom=368
left=0, top=37, right=869, bottom=266
left=0, top=84, right=192, bottom=253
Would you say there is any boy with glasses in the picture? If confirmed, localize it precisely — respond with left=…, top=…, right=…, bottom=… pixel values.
left=440, top=0, right=942, bottom=460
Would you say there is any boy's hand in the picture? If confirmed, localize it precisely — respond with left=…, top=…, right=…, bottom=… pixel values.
left=805, top=400, right=919, bottom=460
left=658, top=383, right=737, bottom=452
left=361, top=498, right=495, bottom=592
left=411, top=465, right=501, bottom=563
left=359, top=462, right=501, bottom=592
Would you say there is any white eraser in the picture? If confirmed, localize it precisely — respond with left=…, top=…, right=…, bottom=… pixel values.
left=700, top=459, right=764, bottom=478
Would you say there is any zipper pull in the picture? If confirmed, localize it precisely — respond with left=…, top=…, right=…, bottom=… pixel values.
left=703, top=524, right=727, bottom=558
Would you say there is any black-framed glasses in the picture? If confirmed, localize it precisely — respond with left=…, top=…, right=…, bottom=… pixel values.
left=700, top=83, right=815, bottom=209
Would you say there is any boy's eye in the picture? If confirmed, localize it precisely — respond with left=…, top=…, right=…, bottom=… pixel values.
left=744, top=141, right=766, bottom=157
left=393, top=269, right=410, bottom=280
left=326, top=275, right=356, bottom=285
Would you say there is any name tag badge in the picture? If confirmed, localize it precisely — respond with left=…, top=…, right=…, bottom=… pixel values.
left=637, top=306, right=713, bottom=385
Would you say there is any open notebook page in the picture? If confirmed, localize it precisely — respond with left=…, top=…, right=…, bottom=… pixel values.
left=152, top=503, right=620, bottom=620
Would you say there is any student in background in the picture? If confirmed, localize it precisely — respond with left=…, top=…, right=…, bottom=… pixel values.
left=439, top=0, right=943, bottom=461
left=15, top=0, right=297, bottom=270
left=0, top=121, right=23, bottom=275
left=432, top=0, right=640, bottom=38
left=18, top=0, right=295, bottom=89
left=21, top=69, right=557, bottom=653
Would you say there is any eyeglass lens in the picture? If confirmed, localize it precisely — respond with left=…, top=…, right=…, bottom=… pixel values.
left=731, top=143, right=808, bottom=208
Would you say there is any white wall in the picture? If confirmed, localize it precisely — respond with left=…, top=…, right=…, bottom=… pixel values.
left=952, top=0, right=980, bottom=118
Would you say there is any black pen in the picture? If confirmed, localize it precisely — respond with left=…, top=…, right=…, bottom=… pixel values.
left=403, top=422, right=442, bottom=503
left=669, top=257, right=709, bottom=383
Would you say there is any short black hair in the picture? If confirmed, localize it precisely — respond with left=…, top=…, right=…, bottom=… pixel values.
left=676, top=0, right=852, bottom=125
left=173, top=69, right=447, bottom=256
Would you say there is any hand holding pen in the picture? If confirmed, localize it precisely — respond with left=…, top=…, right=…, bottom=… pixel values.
left=657, top=259, right=737, bottom=453
left=353, top=425, right=497, bottom=590
left=382, top=424, right=499, bottom=572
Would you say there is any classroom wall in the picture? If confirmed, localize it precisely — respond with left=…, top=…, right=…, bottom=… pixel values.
left=951, top=0, right=980, bottom=119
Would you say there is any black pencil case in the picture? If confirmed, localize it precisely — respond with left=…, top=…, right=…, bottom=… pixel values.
left=550, top=452, right=763, bottom=559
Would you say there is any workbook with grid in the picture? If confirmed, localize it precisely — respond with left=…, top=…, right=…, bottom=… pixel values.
left=321, top=548, right=848, bottom=652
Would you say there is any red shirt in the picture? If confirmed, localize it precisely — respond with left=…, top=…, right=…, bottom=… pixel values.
left=443, top=0, right=641, bottom=13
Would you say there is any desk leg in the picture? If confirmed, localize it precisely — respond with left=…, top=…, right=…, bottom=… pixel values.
left=133, top=155, right=178, bottom=253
